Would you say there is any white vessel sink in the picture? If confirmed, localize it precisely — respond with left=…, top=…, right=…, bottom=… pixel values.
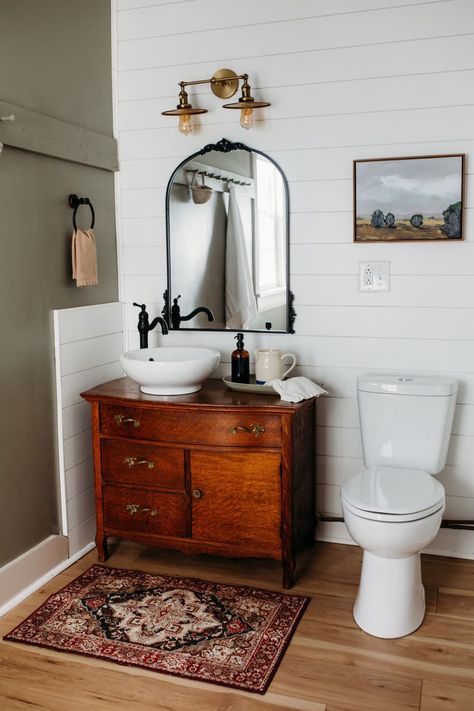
left=120, top=346, right=221, bottom=395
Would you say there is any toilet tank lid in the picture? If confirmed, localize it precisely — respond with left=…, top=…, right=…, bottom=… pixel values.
left=357, top=374, right=458, bottom=397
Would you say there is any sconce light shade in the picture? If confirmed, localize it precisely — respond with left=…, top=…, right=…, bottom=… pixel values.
left=222, top=76, right=270, bottom=129
left=162, top=86, right=207, bottom=134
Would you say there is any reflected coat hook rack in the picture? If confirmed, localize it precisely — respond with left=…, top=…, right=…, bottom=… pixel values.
left=185, top=169, right=250, bottom=187
left=69, top=193, right=95, bottom=231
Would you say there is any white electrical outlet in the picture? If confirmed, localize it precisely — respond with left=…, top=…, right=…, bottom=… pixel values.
left=360, top=262, right=390, bottom=292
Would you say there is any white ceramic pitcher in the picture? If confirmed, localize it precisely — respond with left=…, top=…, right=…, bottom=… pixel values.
left=254, top=349, right=297, bottom=384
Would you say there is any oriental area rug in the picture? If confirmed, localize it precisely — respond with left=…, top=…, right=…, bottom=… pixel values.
left=3, top=564, right=309, bottom=694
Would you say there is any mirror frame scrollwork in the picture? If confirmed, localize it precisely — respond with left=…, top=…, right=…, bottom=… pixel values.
left=164, top=137, right=295, bottom=333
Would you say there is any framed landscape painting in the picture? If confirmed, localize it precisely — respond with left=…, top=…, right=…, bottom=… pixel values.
left=354, top=154, right=464, bottom=242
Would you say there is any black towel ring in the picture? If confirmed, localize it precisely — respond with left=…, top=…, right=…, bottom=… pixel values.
left=69, top=193, right=95, bottom=231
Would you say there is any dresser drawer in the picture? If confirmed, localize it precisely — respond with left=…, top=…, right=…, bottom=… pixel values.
left=101, top=439, right=184, bottom=490
left=103, top=485, right=187, bottom=538
left=101, top=404, right=281, bottom=447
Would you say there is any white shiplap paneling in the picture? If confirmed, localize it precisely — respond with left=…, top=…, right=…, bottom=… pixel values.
left=54, top=303, right=124, bottom=556
left=114, top=0, right=474, bottom=556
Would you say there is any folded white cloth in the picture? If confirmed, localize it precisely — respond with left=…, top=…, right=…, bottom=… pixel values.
left=270, top=376, right=328, bottom=403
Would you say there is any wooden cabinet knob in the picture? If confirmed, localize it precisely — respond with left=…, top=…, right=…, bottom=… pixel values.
left=192, top=489, right=203, bottom=499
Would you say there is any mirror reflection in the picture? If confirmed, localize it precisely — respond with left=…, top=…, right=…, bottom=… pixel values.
left=166, top=140, right=291, bottom=332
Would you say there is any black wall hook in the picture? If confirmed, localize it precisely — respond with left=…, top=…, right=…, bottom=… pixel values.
left=69, top=193, right=95, bottom=231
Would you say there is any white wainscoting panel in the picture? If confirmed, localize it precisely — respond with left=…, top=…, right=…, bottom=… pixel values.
left=53, top=302, right=124, bottom=556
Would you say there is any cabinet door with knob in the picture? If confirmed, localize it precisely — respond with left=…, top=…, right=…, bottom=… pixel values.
left=190, top=450, right=282, bottom=556
left=81, top=378, right=315, bottom=588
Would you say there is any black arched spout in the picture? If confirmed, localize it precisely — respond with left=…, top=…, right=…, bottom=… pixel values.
left=170, top=296, right=215, bottom=329
left=133, top=302, right=168, bottom=348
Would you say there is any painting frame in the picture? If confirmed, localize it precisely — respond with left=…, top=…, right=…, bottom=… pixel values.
left=353, top=154, right=465, bottom=243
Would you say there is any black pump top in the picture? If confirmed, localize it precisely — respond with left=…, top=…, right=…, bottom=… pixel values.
left=234, top=332, right=245, bottom=350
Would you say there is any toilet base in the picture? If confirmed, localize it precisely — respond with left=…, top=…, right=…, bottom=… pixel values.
left=353, top=551, right=425, bottom=638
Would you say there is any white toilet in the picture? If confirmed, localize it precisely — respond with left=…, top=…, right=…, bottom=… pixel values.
left=341, top=373, right=457, bottom=639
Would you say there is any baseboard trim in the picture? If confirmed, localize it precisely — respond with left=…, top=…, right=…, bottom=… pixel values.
left=316, top=521, right=474, bottom=560
left=0, top=537, right=95, bottom=618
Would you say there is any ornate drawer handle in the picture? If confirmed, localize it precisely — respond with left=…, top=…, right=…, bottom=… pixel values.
left=126, top=504, right=157, bottom=517
left=123, top=456, right=155, bottom=470
left=192, top=489, right=203, bottom=499
left=113, top=414, right=140, bottom=428
left=229, top=423, right=266, bottom=437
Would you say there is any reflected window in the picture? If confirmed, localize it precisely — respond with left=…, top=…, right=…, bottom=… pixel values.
left=254, top=155, right=286, bottom=308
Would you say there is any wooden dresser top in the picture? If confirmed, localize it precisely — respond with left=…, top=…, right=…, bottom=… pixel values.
left=81, top=377, right=314, bottom=414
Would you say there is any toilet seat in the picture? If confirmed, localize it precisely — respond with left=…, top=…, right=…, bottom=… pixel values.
left=341, top=466, right=445, bottom=523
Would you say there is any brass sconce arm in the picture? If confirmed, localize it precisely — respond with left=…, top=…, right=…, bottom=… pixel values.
left=162, top=69, right=270, bottom=133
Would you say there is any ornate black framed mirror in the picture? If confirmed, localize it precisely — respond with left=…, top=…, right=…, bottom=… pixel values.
left=163, top=138, right=295, bottom=333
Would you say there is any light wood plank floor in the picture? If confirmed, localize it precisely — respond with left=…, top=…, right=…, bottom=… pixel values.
left=0, top=541, right=473, bottom=711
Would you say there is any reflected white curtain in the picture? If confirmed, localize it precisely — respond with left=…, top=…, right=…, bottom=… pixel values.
left=225, top=184, right=257, bottom=329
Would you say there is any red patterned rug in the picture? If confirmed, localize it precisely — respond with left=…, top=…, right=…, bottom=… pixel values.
left=4, top=564, right=309, bottom=694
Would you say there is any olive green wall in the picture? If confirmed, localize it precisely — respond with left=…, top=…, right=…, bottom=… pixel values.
left=0, top=0, right=118, bottom=566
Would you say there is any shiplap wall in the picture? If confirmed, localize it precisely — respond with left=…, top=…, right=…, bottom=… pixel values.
left=114, top=0, right=474, bottom=556
left=53, top=303, right=124, bottom=556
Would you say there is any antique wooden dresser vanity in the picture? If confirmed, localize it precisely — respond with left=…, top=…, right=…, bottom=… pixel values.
left=81, top=377, right=315, bottom=588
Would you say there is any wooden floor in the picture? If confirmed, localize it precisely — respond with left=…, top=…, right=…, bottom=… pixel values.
left=0, top=541, right=473, bottom=711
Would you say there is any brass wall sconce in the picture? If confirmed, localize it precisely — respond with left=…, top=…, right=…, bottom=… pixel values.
left=162, top=68, right=270, bottom=134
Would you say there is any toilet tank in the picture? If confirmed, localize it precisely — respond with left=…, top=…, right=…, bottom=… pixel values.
left=357, top=374, right=458, bottom=474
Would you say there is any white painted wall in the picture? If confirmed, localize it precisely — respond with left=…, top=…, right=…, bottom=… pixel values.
left=114, top=0, right=474, bottom=555
left=53, top=302, right=124, bottom=556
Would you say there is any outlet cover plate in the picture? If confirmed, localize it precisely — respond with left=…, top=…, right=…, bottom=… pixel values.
left=360, top=262, right=390, bottom=291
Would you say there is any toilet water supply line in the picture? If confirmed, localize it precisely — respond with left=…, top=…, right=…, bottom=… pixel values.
left=318, top=514, right=474, bottom=531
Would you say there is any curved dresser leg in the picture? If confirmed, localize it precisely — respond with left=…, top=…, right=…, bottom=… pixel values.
left=96, top=533, right=108, bottom=561
left=282, top=556, right=296, bottom=589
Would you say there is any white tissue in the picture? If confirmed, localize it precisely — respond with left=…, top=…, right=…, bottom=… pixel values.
left=270, top=376, right=328, bottom=403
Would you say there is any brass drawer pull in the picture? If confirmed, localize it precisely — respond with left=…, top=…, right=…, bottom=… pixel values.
left=123, top=456, right=155, bottom=470
left=126, top=504, right=157, bottom=517
left=192, top=489, right=203, bottom=499
left=229, top=423, right=266, bottom=437
left=113, top=414, right=140, bottom=428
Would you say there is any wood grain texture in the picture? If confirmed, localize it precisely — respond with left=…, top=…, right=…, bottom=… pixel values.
left=190, top=449, right=281, bottom=550
left=100, top=402, right=282, bottom=447
left=420, top=679, right=474, bottom=711
left=103, top=485, right=187, bottom=538
left=82, top=376, right=306, bottom=412
left=82, top=378, right=316, bottom=587
left=3, top=541, right=474, bottom=710
left=101, top=439, right=185, bottom=490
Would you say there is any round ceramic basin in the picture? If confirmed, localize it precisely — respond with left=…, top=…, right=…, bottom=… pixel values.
left=120, top=346, right=221, bottom=395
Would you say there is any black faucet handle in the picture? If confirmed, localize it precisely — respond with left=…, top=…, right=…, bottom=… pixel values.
left=133, top=302, right=147, bottom=311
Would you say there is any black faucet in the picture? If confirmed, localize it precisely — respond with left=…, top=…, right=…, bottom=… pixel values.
left=133, top=302, right=168, bottom=348
left=171, top=295, right=215, bottom=329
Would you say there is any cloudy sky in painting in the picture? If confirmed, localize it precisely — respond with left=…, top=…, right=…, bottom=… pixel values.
left=355, top=156, right=462, bottom=217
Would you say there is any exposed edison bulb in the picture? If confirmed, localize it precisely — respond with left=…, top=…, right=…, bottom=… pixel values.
left=240, top=107, right=254, bottom=129
left=178, top=113, right=193, bottom=134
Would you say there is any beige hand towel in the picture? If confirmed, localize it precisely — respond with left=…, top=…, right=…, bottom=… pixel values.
left=72, top=228, right=98, bottom=287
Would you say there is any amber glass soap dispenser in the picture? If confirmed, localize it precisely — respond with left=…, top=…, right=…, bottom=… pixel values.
left=231, top=332, right=250, bottom=383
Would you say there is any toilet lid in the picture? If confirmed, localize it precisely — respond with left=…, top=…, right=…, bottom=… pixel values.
left=341, top=466, right=445, bottom=516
